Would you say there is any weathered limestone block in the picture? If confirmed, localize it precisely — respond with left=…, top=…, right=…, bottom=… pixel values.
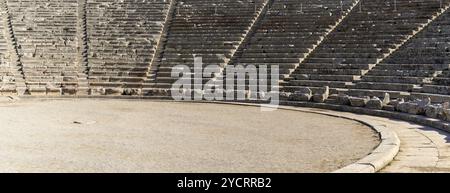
left=46, top=86, right=62, bottom=96
left=63, top=76, right=77, bottom=82
left=399, top=102, right=417, bottom=114
left=425, top=102, right=449, bottom=120
left=290, top=91, right=312, bottom=101
left=297, top=87, right=313, bottom=96
left=425, top=104, right=441, bottom=119
left=417, top=97, right=431, bottom=108
left=389, top=98, right=404, bottom=110
left=444, top=109, right=450, bottom=121
left=366, top=97, right=383, bottom=110
left=335, top=94, right=350, bottom=105
left=298, top=93, right=312, bottom=101
left=382, top=93, right=390, bottom=105
left=123, top=88, right=142, bottom=96
left=29, top=87, right=46, bottom=95
left=382, top=105, right=396, bottom=111
left=62, top=86, right=77, bottom=95
left=397, top=99, right=430, bottom=115
left=312, top=86, right=329, bottom=103
left=322, top=86, right=330, bottom=96
left=441, top=102, right=450, bottom=120
left=289, top=88, right=313, bottom=101
left=158, top=89, right=171, bottom=96
left=280, top=92, right=292, bottom=100
left=77, top=87, right=90, bottom=96
left=134, top=89, right=142, bottom=96
left=432, top=102, right=450, bottom=121
left=144, top=89, right=157, bottom=96
left=123, top=89, right=132, bottom=96
left=90, top=88, right=106, bottom=95
left=349, top=96, right=370, bottom=107
left=396, top=102, right=409, bottom=113
left=105, top=88, right=123, bottom=96
left=146, top=88, right=170, bottom=96
left=312, top=94, right=327, bottom=103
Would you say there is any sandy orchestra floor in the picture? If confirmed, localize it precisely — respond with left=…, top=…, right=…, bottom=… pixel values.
left=0, top=99, right=379, bottom=172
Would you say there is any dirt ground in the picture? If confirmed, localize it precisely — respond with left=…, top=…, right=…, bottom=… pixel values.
left=0, top=98, right=379, bottom=173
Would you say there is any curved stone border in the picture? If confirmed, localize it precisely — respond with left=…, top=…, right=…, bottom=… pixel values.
left=296, top=109, right=400, bottom=173
left=280, top=100, right=450, bottom=133
left=333, top=124, right=400, bottom=173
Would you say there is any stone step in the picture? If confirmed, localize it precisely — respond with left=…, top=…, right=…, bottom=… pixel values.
left=375, top=63, right=449, bottom=70
left=281, top=86, right=343, bottom=95
left=235, top=58, right=300, bottom=63
left=361, top=76, right=433, bottom=84
left=410, top=92, right=450, bottom=103
left=432, top=77, right=450, bottom=85
left=310, top=52, right=384, bottom=58
left=305, top=57, right=379, bottom=64
left=366, top=69, right=438, bottom=77
left=355, top=82, right=416, bottom=92
left=295, top=74, right=360, bottom=82
left=297, top=63, right=374, bottom=70
left=344, top=89, right=411, bottom=99
left=288, top=80, right=351, bottom=88
left=89, top=76, right=144, bottom=83
left=293, top=68, right=366, bottom=76
left=422, top=84, right=450, bottom=95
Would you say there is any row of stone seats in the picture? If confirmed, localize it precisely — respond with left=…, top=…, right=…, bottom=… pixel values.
left=352, top=3, right=450, bottom=99
left=285, top=86, right=450, bottom=122
left=146, top=0, right=267, bottom=90
left=285, top=0, right=446, bottom=93
left=0, top=6, right=16, bottom=95
left=6, top=0, right=85, bottom=95
left=419, top=7, right=450, bottom=97
left=87, top=0, right=170, bottom=94
left=0, top=34, right=16, bottom=95
left=0, top=0, right=449, bottom=100
left=226, top=0, right=358, bottom=86
left=423, top=68, right=450, bottom=95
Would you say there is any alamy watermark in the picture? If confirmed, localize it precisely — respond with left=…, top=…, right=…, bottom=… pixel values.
left=170, top=56, right=280, bottom=111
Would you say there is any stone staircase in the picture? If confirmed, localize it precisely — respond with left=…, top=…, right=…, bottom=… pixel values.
left=76, top=0, right=90, bottom=96
left=145, top=0, right=268, bottom=90
left=143, top=0, right=176, bottom=93
left=346, top=0, right=450, bottom=101
left=218, top=0, right=360, bottom=94
left=0, top=0, right=448, bottom=101
left=0, top=0, right=25, bottom=95
left=5, top=0, right=85, bottom=95
left=285, top=0, right=447, bottom=96
left=419, top=4, right=450, bottom=97
left=86, top=0, right=170, bottom=95
left=211, top=0, right=274, bottom=83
